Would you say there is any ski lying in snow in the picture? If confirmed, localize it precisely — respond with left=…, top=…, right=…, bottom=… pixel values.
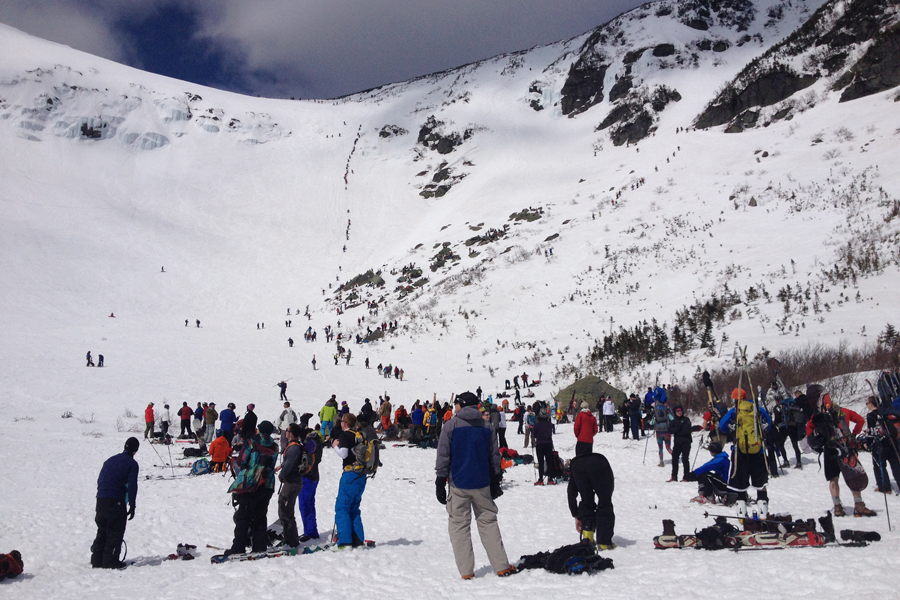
left=211, top=541, right=376, bottom=562
left=302, top=540, right=377, bottom=554
left=654, top=531, right=825, bottom=550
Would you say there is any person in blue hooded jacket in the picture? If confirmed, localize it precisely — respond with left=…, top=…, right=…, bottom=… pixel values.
left=435, top=392, right=515, bottom=580
left=689, top=441, right=730, bottom=504
left=90, top=437, right=140, bottom=569
left=219, top=403, right=237, bottom=443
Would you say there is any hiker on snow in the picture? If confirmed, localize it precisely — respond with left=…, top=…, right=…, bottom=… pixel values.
left=219, top=403, right=237, bottom=443
left=332, top=413, right=368, bottom=548
left=91, top=437, right=139, bottom=569
left=567, top=447, right=616, bottom=549
left=225, top=420, right=278, bottom=556
left=204, top=402, right=219, bottom=444
left=278, top=381, right=288, bottom=401
left=435, top=392, right=515, bottom=579
left=178, top=402, right=193, bottom=438
left=805, top=387, right=874, bottom=517
left=276, top=401, right=298, bottom=451
left=667, top=406, right=693, bottom=482
left=719, top=388, right=772, bottom=519
left=574, top=401, right=598, bottom=456
left=319, top=395, right=339, bottom=439
left=143, top=402, right=155, bottom=440
left=602, top=397, right=615, bottom=433
left=650, top=398, right=673, bottom=467
left=275, top=423, right=308, bottom=548
left=627, top=394, right=643, bottom=438
left=533, top=408, right=556, bottom=485
left=298, top=427, right=325, bottom=542
left=864, top=396, right=900, bottom=493
left=241, top=404, right=258, bottom=441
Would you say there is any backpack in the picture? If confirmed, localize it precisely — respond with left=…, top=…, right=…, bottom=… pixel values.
left=346, top=427, right=380, bottom=477
left=735, top=401, right=763, bottom=454
left=191, top=458, right=211, bottom=476
left=781, top=399, right=806, bottom=427
left=654, top=405, right=670, bottom=433
left=544, top=541, right=613, bottom=575
left=228, top=437, right=278, bottom=494
left=654, top=387, right=668, bottom=404
left=183, top=447, right=204, bottom=458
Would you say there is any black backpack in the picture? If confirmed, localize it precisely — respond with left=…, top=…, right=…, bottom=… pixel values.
left=544, top=541, right=614, bottom=575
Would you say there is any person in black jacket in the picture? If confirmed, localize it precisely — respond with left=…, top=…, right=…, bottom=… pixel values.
left=567, top=452, right=616, bottom=549
left=91, top=437, right=139, bottom=569
left=359, top=398, right=375, bottom=427
left=668, top=406, right=692, bottom=482
left=241, top=404, right=258, bottom=440
left=627, top=394, right=643, bottom=439
left=275, top=423, right=307, bottom=548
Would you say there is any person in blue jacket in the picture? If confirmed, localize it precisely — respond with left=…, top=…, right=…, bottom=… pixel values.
left=689, top=441, right=730, bottom=504
left=435, top=392, right=514, bottom=579
left=90, top=437, right=140, bottom=569
left=410, top=404, right=426, bottom=442
left=219, top=402, right=237, bottom=443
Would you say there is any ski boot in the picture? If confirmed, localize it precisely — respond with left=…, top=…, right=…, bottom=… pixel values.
left=534, top=479, right=544, bottom=486
left=853, top=502, right=876, bottom=517
left=757, top=500, right=769, bottom=520
left=736, top=500, right=749, bottom=519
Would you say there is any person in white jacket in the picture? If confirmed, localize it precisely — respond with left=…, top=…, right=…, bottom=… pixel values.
left=497, top=408, right=508, bottom=448
left=602, top=397, right=616, bottom=433
left=275, top=401, right=298, bottom=451
left=157, top=403, right=171, bottom=438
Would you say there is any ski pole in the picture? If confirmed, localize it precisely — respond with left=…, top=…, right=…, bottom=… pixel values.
left=642, top=431, right=650, bottom=465
left=691, top=432, right=705, bottom=470
left=166, top=439, right=176, bottom=477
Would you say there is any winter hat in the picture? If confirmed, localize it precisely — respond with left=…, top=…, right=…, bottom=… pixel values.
left=731, top=388, right=748, bottom=401
left=124, top=437, right=140, bottom=454
left=539, top=408, right=550, bottom=420
left=215, top=429, right=223, bottom=437
left=247, top=403, right=255, bottom=411
left=258, top=420, right=275, bottom=437
left=455, top=392, right=480, bottom=407
left=581, top=401, right=590, bottom=409
left=164, top=404, right=169, bottom=409
left=708, top=441, right=723, bottom=455
left=673, top=405, right=683, bottom=413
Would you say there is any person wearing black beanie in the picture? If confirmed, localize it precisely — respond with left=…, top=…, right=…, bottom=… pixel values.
left=90, top=438, right=140, bottom=569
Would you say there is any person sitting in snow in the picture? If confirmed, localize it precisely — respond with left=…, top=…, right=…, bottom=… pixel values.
left=689, top=441, right=731, bottom=504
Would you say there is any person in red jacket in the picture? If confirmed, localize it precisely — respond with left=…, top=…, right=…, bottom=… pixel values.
left=178, top=402, right=193, bottom=438
left=573, top=401, right=598, bottom=456
left=143, top=403, right=155, bottom=440
left=805, top=390, right=874, bottom=517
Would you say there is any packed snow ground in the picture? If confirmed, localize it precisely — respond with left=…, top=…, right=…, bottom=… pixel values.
left=2, top=3, right=900, bottom=596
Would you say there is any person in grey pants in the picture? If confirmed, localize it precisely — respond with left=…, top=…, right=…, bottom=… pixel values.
left=435, top=392, right=515, bottom=580
left=275, top=423, right=307, bottom=548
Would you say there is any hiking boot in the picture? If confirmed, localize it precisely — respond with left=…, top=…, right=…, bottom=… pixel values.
left=461, top=574, right=474, bottom=580
left=875, top=487, right=892, bottom=494
left=299, top=534, right=319, bottom=543
left=794, top=462, right=803, bottom=470
left=833, top=504, right=846, bottom=517
left=690, top=495, right=711, bottom=504
left=853, top=502, right=876, bottom=517
left=658, top=461, right=664, bottom=467
left=667, top=477, right=677, bottom=482
left=102, top=560, right=127, bottom=569
left=547, top=480, right=556, bottom=485
left=597, top=542, right=617, bottom=550
left=534, top=479, right=544, bottom=486
left=496, top=566, right=518, bottom=577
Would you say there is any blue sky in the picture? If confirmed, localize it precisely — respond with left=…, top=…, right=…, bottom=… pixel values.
left=0, top=0, right=646, bottom=99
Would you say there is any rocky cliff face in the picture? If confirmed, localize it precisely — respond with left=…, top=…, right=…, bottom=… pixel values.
left=695, top=0, right=900, bottom=131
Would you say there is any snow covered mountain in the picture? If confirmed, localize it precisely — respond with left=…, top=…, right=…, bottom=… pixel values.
left=3, top=1, right=900, bottom=598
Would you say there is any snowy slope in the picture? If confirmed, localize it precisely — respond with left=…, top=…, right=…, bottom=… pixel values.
left=1, top=0, right=900, bottom=596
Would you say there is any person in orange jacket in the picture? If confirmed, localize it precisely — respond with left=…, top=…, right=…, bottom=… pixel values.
left=209, top=430, right=233, bottom=472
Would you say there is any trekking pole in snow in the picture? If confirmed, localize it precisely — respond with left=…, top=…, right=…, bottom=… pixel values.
left=166, top=440, right=176, bottom=477
left=642, top=431, right=651, bottom=465
left=691, top=432, right=705, bottom=470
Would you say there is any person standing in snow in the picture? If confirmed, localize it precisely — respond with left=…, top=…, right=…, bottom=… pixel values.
left=219, top=402, right=237, bottom=443
left=668, top=405, right=693, bottom=482
left=651, top=401, right=673, bottom=467
left=276, top=401, right=298, bottom=451
left=158, top=403, right=171, bottom=439
left=719, top=389, right=771, bottom=519
left=278, top=381, right=288, bottom=402
left=143, top=402, right=155, bottom=440
left=204, top=402, right=219, bottom=444
left=178, top=402, right=193, bottom=438
left=574, top=401, right=598, bottom=456
left=90, top=437, right=139, bottom=569
left=435, top=392, right=515, bottom=579
left=298, top=427, right=324, bottom=542
left=225, top=421, right=278, bottom=556
left=241, top=404, right=258, bottom=441
left=627, top=394, right=643, bottom=439
left=319, top=395, right=339, bottom=440
left=275, top=423, right=307, bottom=548
left=602, top=397, right=616, bottom=433
left=86, top=351, right=94, bottom=367
left=331, top=414, right=368, bottom=548
left=533, top=408, right=555, bottom=485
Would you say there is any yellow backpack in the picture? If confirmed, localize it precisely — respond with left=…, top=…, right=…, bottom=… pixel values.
left=735, top=401, right=763, bottom=454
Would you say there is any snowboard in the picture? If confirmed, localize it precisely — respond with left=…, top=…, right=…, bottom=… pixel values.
left=840, top=453, right=869, bottom=492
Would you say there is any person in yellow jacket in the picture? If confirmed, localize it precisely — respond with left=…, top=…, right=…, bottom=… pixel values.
left=319, top=395, right=339, bottom=439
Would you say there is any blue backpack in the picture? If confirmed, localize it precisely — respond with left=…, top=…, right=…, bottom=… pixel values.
left=191, top=458, right=210, bottom=476
left=654, top=387, right=668, bottom=404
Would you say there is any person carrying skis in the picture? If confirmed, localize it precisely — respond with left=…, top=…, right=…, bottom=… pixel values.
left=278, top=381, right=288, bottom=401
left=689, top=441, right=731, bottom=504
left=275, top=423, right=308, bottom=548
left=435, top=392, right=515, bottom=579
left=574, top=401, right=598, bottom=456
left=90, top=437, right=140, bottom=569
left=225, top=420, right=278, bottom=556
left=668, top=405, right=693, bottom=482
left=719, top=389, right=772, bottom=519
left=805, top=388, right=874, bottom=517
left=567, top=450, right=616, bottom=550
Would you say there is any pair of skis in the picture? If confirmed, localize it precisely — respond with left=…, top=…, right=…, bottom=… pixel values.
left=210, top=540, right=376, bottom=563
left=654, top=530, right=826, bottom=550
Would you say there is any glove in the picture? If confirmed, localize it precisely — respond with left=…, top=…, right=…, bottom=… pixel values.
left=490, top=473, right=504, bottom=500
left=435, top=476, right=447, bottom=505
left=128, top=504, right=136, bottom=521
